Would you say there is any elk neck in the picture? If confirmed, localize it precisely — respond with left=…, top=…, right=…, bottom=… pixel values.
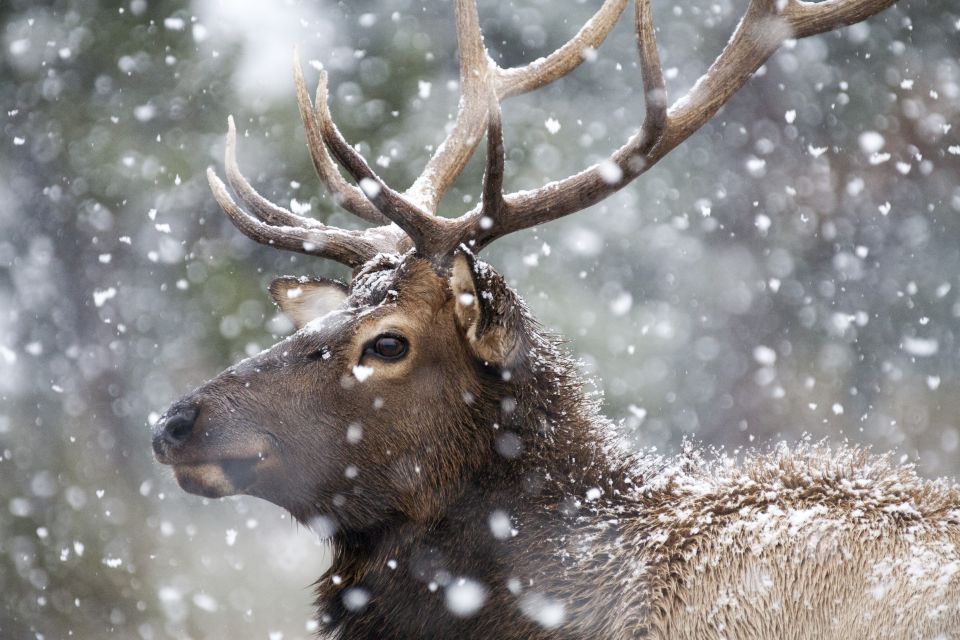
left=317, top=303, right=639, bottom=626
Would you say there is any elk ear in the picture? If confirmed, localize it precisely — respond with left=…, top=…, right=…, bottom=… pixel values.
left=269, top=276, right=348, bottom=330
left=449, top=251, right=523, bottom=368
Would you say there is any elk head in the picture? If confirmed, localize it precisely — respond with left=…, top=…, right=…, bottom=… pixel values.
left=153, top=249, right=532, bottom=529
left=153, top=0, right=896, bottom=533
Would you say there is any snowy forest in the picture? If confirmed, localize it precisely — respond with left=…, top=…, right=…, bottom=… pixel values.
left=2, top=0, right=958, bottom=637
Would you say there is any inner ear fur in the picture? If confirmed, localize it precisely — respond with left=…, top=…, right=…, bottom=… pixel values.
left=449, top=251, right=523, bottom=368
left=269, top=276, right=348, bottom=330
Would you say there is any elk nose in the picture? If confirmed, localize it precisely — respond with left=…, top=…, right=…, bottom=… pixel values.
left=153, top=404, right=199, bottom=455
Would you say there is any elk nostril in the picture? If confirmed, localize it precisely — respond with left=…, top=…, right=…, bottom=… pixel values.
left=161, top=405, right=198, bottom=447
left=168, top=417, right=192, bottom=440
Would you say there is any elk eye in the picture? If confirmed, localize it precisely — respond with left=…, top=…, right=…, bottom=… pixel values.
left=366, top=335, right=408, bottom=360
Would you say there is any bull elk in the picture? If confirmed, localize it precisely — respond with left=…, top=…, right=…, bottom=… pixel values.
left=153, top=0, right=960, bottom=638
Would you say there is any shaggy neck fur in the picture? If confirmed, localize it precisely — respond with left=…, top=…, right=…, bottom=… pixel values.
left=312, top=271, right=960, bottom=640
left=314, top=302, right=637, bottom=639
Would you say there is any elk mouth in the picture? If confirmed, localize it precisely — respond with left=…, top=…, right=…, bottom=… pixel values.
left=171, top=455, right=266, bottom=499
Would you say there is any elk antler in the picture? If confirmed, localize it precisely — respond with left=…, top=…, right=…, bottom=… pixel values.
left=207, top=0, right=897, bottom=268
left=207, top=0, right=627, bottom=267
left=457, top=0, right=899, bottom=250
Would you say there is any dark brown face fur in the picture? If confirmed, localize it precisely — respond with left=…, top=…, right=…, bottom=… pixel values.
left=153, top=255, right=508, bottom=533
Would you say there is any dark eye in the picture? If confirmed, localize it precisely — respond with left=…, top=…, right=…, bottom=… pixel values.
left=365, top=335, right=408, bottom=360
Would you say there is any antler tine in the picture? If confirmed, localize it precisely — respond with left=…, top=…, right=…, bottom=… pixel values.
left=435, top=89, right=508, bottom=255
left=312, top=70, right=447, bottom=251
left=292, top=54, right=389, bottom=226
left=403, top=0, right=629, bottom=215
left=480, top=0, right=896, bottom=239
left=207, top=168, right=378, bottom=268
left=494, top=0, right=630, bottom=99
left=223, top=116, right=328, bottom=230
left=479, top=89, right=506, bottom=233
left=635, top=0, right=667, bottom=141
left=785, top=0, right=898, bottom=38
left=454, top=0, right=490, bottom=93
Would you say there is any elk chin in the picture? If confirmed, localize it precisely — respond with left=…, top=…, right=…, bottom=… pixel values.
left=172, top=457, right=261, bottom=499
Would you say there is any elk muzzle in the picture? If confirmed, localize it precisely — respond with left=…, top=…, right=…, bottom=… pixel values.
left=152, top=398, right=274, bottom=499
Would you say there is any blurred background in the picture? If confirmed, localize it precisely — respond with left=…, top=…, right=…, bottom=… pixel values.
left=1, top=0, right=957, bottom=637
